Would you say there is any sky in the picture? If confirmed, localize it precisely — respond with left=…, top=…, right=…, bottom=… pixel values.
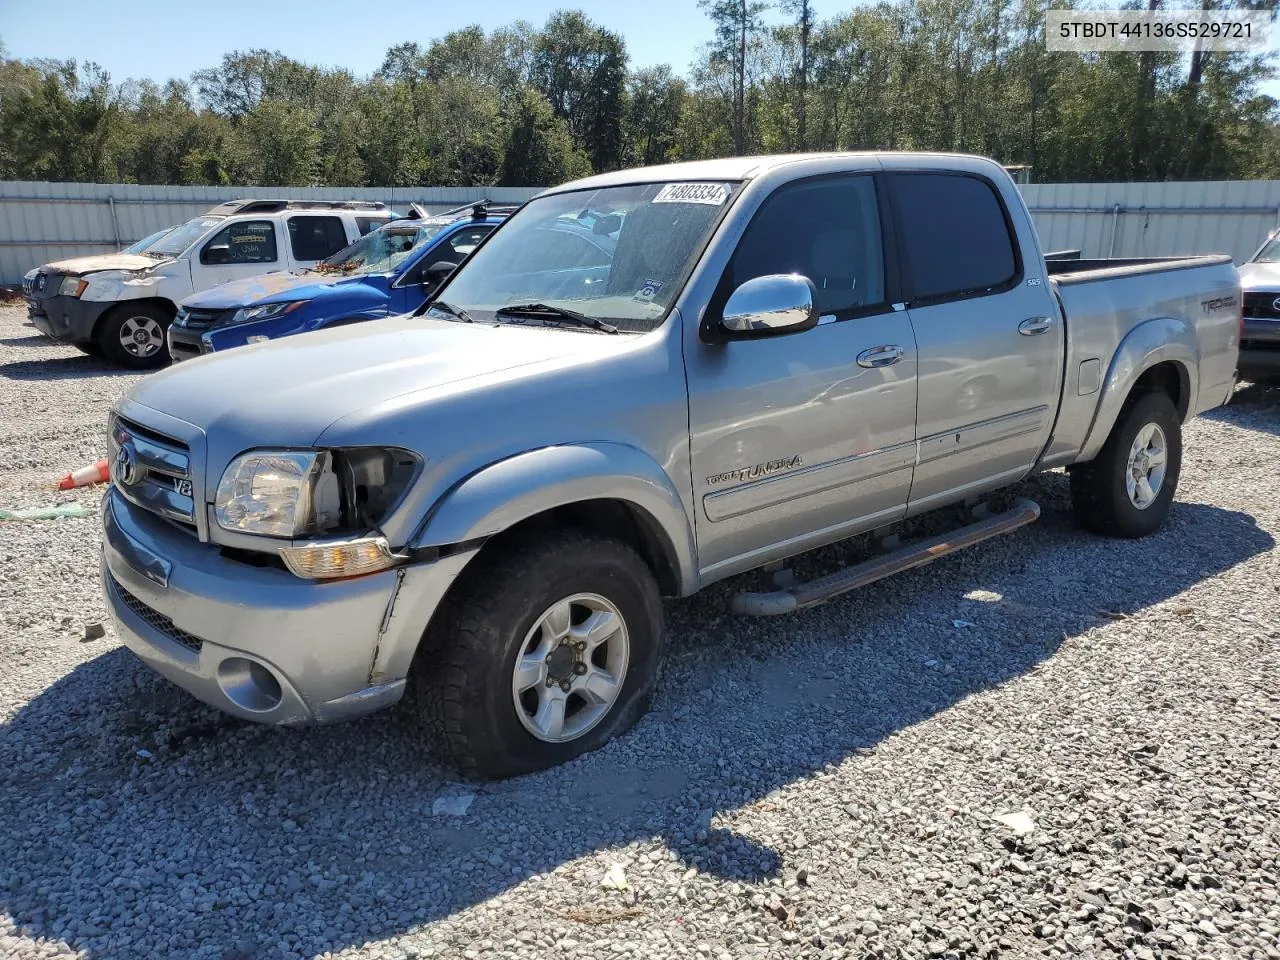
left=0, top=0, right=816, bottom=82
left=3, top=0, right=1278, bottom=96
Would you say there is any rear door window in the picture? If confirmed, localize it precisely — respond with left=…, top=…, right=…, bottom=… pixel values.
left=201, top=220, right=277, bottom=264
left=888, top=173, right=1019, bottom=303
left=288, top=216, right=349, bottom=261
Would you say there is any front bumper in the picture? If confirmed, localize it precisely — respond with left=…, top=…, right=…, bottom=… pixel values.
left=1240, top=316, right=1280, bottom=378
left=165, top=323, right=209, bottom=363
left=27, top=294, right=112, bottom=344
left=101, top=488, right=473, bottom=725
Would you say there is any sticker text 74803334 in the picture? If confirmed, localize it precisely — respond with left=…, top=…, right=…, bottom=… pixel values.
left=652, top=183, right=730, bottom=206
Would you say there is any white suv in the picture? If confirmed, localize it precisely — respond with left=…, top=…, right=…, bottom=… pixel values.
left=23, top=199, right=394, bottom=368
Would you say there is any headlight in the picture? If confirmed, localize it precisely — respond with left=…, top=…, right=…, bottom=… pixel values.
left=58, top=276, right=87, bottom=298
left=214, top=446, right=420, bottom=541
left=236, top=300, right=308, bottom=324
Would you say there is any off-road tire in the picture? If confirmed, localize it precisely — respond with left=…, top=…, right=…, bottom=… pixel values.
left=1070, top=390, right=1182, bottom=538
left=409, top=529, right=664, bottom=779
left=96, top=303, right=172, bottom=370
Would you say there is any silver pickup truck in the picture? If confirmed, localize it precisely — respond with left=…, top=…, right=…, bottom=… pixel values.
left=100, top=153, right=1240, bottom=778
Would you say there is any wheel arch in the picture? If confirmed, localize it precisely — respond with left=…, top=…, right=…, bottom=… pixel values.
left=1076, top=317, right=1197, bottom=463
left=409, top=443, right=699, bottom=598
left=368, top=445, right=696, bottom=690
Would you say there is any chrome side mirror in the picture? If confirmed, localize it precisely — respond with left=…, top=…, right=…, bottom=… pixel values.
left=719, top=274, right=818, bottom=338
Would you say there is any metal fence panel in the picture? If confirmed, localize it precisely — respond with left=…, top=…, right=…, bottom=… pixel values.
left=4, top=178, right=1280, bottom=286
left=1022, top=180, right=1280, bottom=264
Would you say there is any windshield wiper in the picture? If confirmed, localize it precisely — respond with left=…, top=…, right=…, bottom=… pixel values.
left=430, top=300, right=475, bottom=323
left=495, top=302, right=619, bottom=334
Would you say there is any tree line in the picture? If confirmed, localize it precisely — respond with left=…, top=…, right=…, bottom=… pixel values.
left=1, top=0, right=1277, bottom=188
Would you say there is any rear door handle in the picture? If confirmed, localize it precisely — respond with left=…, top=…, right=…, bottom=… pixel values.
left=856, top=345, right=904, bottom=368
left=1019, top=316, right=1053, bottom=336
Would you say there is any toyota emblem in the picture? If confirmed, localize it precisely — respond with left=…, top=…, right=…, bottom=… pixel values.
left=115, top=442, right=138, bottom=486
left=1272, top=296, right=1280, bottom=313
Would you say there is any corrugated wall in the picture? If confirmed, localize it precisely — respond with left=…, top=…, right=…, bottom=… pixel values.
left=0, top=182, right=541, bottom=285
left=4, top=178, right=1280, bottom=286
left=1023, top=180, right=1280, bottom=263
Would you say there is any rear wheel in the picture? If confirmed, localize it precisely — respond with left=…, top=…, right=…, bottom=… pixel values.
left=410, top=529, right=663, bottom=779
left=1070, top=390, right=1182, bottom=538
left=96, top=303, right=172, bottom=370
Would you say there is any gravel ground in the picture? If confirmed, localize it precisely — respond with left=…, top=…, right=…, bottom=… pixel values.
left=0, top=300, right=1278, bottom=960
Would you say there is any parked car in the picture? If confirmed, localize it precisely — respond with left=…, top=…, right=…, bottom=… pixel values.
left=20, top=227, right=177, bottom=304
left=22, top=199, right=394, bottom=369
left=167, top=202, right=523, bottom=361
left=1235, top=229, right=1280, bottom=381
left=101, top=153, right=1239, bottom=778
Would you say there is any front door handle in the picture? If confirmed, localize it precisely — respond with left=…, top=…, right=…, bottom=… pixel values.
left=1019, top=316, right=1053, bottom=336
left=856, top=345, right=904, bottom=368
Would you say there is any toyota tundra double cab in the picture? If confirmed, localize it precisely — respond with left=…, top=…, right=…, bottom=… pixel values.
left=100, top=153, right=1240, bottom=778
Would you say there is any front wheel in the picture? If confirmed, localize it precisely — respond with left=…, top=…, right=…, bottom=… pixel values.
left=96, top=303, right=172, bottom=370
left=1070, top=390, right=1182, bottom=538
left=410, top=529, right=664, bottom=779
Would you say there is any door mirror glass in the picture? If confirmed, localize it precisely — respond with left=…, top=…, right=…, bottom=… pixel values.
left=720, top=274, right=818, bottom=337
left=204, top=244, right=230, bottom=265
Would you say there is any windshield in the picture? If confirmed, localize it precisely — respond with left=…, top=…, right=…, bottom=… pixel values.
left=122, top=227, right=174, bottom=255
left=148, top=216, right=224, bottom=258
left=1253, top=236, right=1280, bottom=263
left=431, top=182, right=737, bottom=333
left=316, top=220, right=450, bottom=276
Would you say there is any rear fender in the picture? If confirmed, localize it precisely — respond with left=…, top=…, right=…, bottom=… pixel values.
left=410, top=443, right=699, bottom=596
left=1076, top=317, right=1198, bottom=463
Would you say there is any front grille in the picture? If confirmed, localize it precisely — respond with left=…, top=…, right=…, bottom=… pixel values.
left=109, top=574, right=204, bottom=652
left=1243, top=292, right=1280, bottom=320
left=109, top=416, right=197, bottom=529
left=179, top=308, right=235, bottom=331
left=23, top=272, right=50, bottom=300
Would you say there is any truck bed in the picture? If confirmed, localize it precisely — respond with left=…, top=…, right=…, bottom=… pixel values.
left=1038, top=253, right=1240, bottom=468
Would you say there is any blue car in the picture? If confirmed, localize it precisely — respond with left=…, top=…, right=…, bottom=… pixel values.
left=167, top=203, right=515, bottom=361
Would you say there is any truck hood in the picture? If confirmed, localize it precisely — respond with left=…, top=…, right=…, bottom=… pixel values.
left=124, top=315, right=622, bottom=452
left=183, top=271, right=349, bottom=309
left=1237, top=261, right=1280, bottom=290
left=42, top=253, right=164, bottom=276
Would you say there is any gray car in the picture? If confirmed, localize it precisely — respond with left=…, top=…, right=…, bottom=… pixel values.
left=100, top=153, right=1240, bottom=778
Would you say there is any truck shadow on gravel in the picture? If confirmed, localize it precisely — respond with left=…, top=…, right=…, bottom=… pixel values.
left=0, top=478, right=1273, bottom=959
left=1201, top=380, right=1280, bottom=437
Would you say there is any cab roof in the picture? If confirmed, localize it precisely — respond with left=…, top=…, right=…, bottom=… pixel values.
left=538, top=150, right=1006, bottom=196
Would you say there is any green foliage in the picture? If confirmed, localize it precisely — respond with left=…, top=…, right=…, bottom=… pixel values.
left=0, top=1, right=1277, bottom=187
left=498, top=86, right=591, bottom=186
left=531, top=11, right=628, bottom=171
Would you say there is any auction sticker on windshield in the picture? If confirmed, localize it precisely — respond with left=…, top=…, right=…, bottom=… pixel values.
left=653, top=183, right=729, bottom=205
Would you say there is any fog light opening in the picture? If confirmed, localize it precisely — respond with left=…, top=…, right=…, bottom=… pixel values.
left=217, top=657, right=283, bottom=713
